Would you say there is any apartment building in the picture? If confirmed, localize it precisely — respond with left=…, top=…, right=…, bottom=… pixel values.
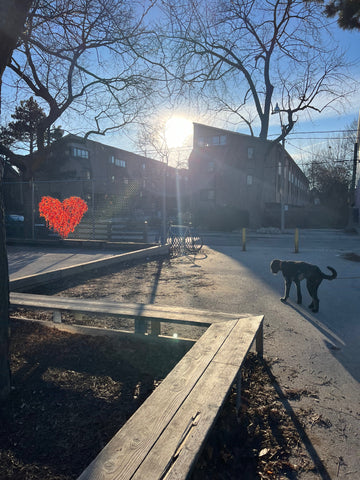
left=25, top=134, right=189, bottom=223
left=188, top=123, right=309, bottom=228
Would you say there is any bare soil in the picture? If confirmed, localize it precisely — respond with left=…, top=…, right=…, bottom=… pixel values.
left=3, top=255, right=320, bottom=479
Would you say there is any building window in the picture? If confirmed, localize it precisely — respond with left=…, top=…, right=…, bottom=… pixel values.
left=247, top=175, right=253, bottom=185
left=73, top=147, right=89, bottom=158
left=208, top=189, right=215, bottom=200
left=82, top=169, right=91, bottom=180
left=200, top=189, right=215, bottom=201
left=109, top=156, right=115, bottom=164
left=247, top=147, right=254, bottom=159
left=124, top=178, right=129, bottom=184
left=212, top=134, right=227, bottom=145
left=115, top=158, right=126, bottom=167
left=197, top=134, right=226, bottom=147
left=208, top=160, right=215, bottom=172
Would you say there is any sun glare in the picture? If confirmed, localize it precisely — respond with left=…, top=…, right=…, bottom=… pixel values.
left=165, top=117, right=193, bottom=148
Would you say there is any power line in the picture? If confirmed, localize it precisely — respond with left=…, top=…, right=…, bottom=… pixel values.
left=269, top=128, right=357, bottom=140
left=287, top=129, right=357, bottom=135
left=285, top=137, right=353, bottom=140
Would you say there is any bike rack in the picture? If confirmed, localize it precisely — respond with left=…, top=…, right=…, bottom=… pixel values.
left=167, top=224, right=203, bottom=256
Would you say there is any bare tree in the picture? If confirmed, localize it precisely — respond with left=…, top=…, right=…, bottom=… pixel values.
left=159, top=0, right=355, bottom=145
left=304, top=119, right=356, bottom=225
left=1, top=0, right=159, bottom=175
left=137, top=121, right=171, bottom=241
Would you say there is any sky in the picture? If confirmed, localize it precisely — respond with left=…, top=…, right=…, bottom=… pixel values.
left=105, top=20, right=360, bottom=170
left=2, top=5, right=360, bottom=172
left=278, top=21, right=360, bottom=165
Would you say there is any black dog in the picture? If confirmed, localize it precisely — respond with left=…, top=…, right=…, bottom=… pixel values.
left=270, top=259, right=337, bottom=312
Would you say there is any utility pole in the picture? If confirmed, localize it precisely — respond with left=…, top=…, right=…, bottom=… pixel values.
left=346, top=110, right=359, bottom=231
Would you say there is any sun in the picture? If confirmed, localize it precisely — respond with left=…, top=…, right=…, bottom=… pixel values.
left=165, top=117, right=193, bottom=148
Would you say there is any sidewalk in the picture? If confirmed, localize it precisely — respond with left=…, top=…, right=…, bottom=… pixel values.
left=7, top=243, right=169, bottom=291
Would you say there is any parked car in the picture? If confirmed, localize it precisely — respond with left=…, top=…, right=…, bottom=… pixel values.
left=5, top=214, right=59, bottom=239
left=5, top=214, right=25, bottom=238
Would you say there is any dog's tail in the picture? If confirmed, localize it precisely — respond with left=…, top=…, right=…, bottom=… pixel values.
left=321, top=266, right=337, bottom=280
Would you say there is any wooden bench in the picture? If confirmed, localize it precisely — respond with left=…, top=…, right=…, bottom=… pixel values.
left=77, top=315, right=263, bottom=480
left=10, top=292, right=250, bottom=336
left=9, top=292, right=264, bottom=479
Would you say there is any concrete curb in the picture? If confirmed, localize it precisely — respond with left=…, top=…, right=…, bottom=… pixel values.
left=10, top=244, right=170, bottom=292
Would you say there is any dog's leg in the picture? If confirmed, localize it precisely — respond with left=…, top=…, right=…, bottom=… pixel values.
left=294, top=279, right=302, bottom=304
left=307, top=279, right=320, bottom=312
left=281, top=278, right=291, bottom=303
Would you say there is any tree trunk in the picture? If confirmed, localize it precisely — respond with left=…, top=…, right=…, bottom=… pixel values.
left=0, top=166, right=10, bottom=402
left=0, top=0, right=33, bottom=401
left=0, top=0, right=33, bottom=78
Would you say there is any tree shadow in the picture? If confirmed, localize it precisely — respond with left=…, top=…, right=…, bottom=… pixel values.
left=262, top=360, right=332, bottom=480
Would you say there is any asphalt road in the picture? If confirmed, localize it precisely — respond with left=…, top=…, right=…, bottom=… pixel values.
left=196, top=229, right=360, bottom=479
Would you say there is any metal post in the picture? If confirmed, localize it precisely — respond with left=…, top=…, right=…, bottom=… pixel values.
left=143, top=220, right=148, bottom=242
left=161, top=163, right=167, bottom=244
left=31, top=179, right=35, bottom=240
left=91, top=179, right=95, bottom=240
left=346, top=141, right=358, bottom=231
left=294, top=228, right=299, bottom=253
left=242, top=227, right=246, bottom=251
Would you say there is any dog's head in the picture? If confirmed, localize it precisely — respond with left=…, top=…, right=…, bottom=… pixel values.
left=270, top=259, right=281, bottom=274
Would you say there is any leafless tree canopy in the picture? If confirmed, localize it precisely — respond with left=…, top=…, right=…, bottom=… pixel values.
left=158, top=0, right=354, bottom=143
left=3, top=0, right=159, bottom=154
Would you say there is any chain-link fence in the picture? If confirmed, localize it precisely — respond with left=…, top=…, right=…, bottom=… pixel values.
left=3, top=179, right=162, bottom=241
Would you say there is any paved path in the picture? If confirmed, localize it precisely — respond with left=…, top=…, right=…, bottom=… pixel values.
left=7, top=245, right=123, bottom=280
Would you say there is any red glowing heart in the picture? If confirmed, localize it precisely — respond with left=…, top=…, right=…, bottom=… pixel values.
left=39, top=196, right=88, bottom=239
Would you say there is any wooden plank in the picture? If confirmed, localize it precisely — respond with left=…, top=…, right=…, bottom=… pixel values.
left=10, top=293, right=243, bottom=326
left=13, top=317, right=196, bottom=347
left=77, top=322, right=237, bottom=480
left=213, top=315, right=263, bottom=366
left=150, top=319, right=161, bottom=336
left=134, top=316, right=147, bottom=335
left=133, top=317, right=263, bottom=480
left=256, top=320, right=264, bottom=358
left=132, top=360, right=240, bottom=480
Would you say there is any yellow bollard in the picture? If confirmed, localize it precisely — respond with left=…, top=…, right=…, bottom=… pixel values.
left=294, top=228, right=299, bottom=253
left=242, top=227, right=246, bottom=251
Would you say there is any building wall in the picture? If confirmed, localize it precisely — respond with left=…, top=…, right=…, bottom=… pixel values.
left=189, top=123, right=309, bottom=227
left=31, top=135, right=190, bottom=222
